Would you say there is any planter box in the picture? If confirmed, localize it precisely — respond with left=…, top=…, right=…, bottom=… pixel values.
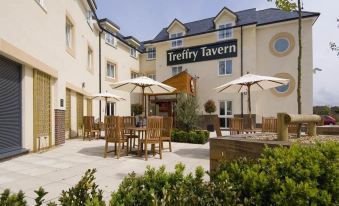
left=209, top=135, right=291, bottom=171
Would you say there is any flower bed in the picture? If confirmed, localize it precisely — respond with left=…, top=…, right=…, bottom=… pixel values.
left=171, top=129, right=209, bottom=144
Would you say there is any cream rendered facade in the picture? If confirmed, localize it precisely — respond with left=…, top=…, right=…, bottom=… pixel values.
left=140, top=8, right=317, bottom=127
left=0, top=0, right=140, bottom=155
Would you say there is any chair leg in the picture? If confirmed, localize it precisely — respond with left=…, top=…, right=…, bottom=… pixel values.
left=114, top=142, right=117, bottom=155
left=169, top=140, right=172, bottom=152
left=137, top=141, right=141, bottom=157
left=126, top=140, right=129, bottom=156
left=104, top=141, right=108, bottom=158
left=133, top=138, right=136, bottom=148
left=152, top=144, right=155, bottom=156
left=159, top=142, right=162, bottom=159
left=145, top=143, right=148, bottom=161
left=117, top=142, right=120, bottom=159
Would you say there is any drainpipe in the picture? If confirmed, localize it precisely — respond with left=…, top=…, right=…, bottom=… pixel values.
left=240, top=26, right=244, bottom=117
left=99, top=31, right=102, bottom=121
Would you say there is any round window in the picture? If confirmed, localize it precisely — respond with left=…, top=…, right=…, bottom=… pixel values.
left=274, top=38, right=290, bottom=53
left=269, top=33, right=295, bottom=57
left=275, top=83, right=289, bottom=93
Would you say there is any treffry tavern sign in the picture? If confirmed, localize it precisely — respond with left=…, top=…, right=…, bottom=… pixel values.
left=167, top=39, right=237, bottom=66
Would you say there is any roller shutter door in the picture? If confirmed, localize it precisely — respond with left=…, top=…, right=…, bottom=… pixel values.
left=0, top=56, right=22, bottom=157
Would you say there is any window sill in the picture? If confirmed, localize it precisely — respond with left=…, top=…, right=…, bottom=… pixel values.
left=35, top=1, right=47, bottom=13
left=105, top=42, right=117, bottom=49
left=130, top=56, right=137, bottom=60
left=146, top=58, right=156, bottom=61
left=218, top=74, right=233, bottom=77
left=105, top=76, right=117, bottom=82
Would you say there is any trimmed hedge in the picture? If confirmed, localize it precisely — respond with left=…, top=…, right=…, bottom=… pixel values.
left=111, top=142, right=339, bottom=205
left=171, top=129, right=209, bottom=144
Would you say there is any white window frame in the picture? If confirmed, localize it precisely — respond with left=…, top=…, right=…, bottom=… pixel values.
left=218, top=22, right=233, bottom=40
left=172, top=66, right=183, bottom=76
left=147, top=74, right=156, bottom=80
left=106, top=62, right=116, bottom=79
left=106, top=102, right=116, bottom=116
left=105, top=32, right=116, bottom=47
left=87, top=47, right=93, bottom=72
left=131, top=72, right=139, bottom=79
left=170, top=32, right=184, bottom=48
left=219, top=100, right=233, bottom=129
left=66, top=20, right=73, bottom=49
left=218, top=59, right=232, bottom=76
left=130, top=48, right=137, bottom=58
left=147, top=47, right=156, bottom=60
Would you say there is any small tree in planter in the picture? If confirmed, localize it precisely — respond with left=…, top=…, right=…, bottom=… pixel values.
left=175, top=93, right=199, bottom=132
left=131, top=104, right=143, bottom=116
left=204, top=100, right=216, bottom=131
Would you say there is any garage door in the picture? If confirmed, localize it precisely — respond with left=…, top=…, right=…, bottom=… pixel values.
left=0, top=56, right=22, bottom=157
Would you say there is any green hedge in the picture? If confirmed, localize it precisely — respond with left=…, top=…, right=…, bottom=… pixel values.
left=111, top=142, right=339, bottom=205
left=171, top=129, right=209, bottom=144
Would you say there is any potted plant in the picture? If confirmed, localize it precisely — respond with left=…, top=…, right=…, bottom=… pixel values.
left=131, top=104, right=143, bottom=127
left=204, top=100, right=216, bottom=132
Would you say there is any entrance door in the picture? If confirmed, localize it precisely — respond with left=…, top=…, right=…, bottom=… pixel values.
left=0, top=56, right=22, bottom=157
left=219, top=100, right=233, bottom=129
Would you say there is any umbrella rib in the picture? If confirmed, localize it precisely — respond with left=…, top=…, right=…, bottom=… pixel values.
left=130, top=85, right=138, bottom=93
left=268, top=80, right=285, bottom=85
left=158, top=85, right=171, bottom=92
left=255, top=82, right=264, bottom=90
left=218, top=84, right=232, bottom=93
left=237, top=85, right=243, bottom=93
left=113, top=82, right=129, bottom=89
left=149, top=86, right=154, bottom=94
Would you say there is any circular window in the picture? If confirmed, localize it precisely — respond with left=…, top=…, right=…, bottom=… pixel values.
left=271, top=73, right=295, bottom=97
left=270, top=33, right=295, bottom=57
left=274, top=38, right=290, bottom=53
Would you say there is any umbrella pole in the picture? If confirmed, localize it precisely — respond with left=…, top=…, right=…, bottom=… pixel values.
left=247, top=84, right=252, bottom=129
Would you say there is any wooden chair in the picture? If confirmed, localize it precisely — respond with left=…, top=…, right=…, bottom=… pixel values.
left=229, top=118, right=244, bottom=135
left=138, top=116, right=163, bottom=161
left=161, top=117, right=173, bottom=152
left=104, top=116, right=129, bottom=158
left=83, top=116, right=99, bottom=140
left=262, top=117, right=277, bottom=133
left=123, top=116, right=139, bottom=150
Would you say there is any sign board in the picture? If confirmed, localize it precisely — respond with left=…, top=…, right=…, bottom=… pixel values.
left=167, top=39, right=237, bottom=66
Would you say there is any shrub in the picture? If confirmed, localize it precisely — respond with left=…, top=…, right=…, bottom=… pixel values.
left=171, top=129, right=209, bottom=144
left=204, top=100, right=216, bottom=114
left=131, top=104, right=143, bottom=116
left=0, top=189, right=27, bottom=206
left=175, top=93, right=199, bottom=132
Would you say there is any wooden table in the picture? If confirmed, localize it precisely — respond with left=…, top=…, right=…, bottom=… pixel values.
left=124, top=127, right=147, bottom=154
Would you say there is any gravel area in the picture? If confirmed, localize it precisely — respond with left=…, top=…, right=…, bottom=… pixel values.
left=245, top=133, right=339, bottom=144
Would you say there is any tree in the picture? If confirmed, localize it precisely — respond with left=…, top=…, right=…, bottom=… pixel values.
left=131, top=104, right=143, bottom=116
left=204, top=100, right=216, bottom=114
left=175, top=93, right=199, bottom=132
left=268, top=0, right=302, bottom=137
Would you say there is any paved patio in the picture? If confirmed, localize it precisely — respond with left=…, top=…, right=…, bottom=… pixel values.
left=0, top=139, right=210, bottom=205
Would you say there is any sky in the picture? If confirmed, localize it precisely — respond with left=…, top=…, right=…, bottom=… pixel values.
left=96, top=0, right=339, bottom=106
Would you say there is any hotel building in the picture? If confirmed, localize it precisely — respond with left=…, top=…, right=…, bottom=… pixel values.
left=0, top=0, right=319, bottom=158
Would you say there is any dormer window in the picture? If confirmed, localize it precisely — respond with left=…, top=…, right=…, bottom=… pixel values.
left=218, top=23, right=233, bottom=40
left=130, top=48, right=137, bottom=58
left=105, top=32, right=116, bottom=47
left=171, top=32, right=183, bottom=48
left=86, top=11, right=93, bottom=23
left=147, top=47, right=156, bottom=60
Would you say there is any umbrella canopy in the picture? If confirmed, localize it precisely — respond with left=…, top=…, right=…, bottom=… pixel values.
left=215, top=74, right=290, bottom=93
left=88, top=91, right=125, bottom=102
left=110, top=76, right=176, bottom=94
left=110, top=76, right=176, bottom=117
left=215, top=73, right=290, bottom=129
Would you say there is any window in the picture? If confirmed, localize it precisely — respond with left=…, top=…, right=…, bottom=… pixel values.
left=147, top=47, right=156, bottom=60
left=131, top=72, right=139, bottom=79
left=170, top=32, right=183, bottom=48
left=172, top=66, right=182, bottom=76
left=66, top=19, right=73, bottom=49
left=275, top=83, right=290, bottom=93
left=130, top=48, right=137, bottom=58
left=218, top=60, right=232, bottom=75
left=218, top=23, right=233, bottom=40
left=107, top=62, right=116, bottom=79
left=219, top=101, right=233, bottom=128
left=274, top=38, right=290, bottom=53
left=105, top=32, right=116, bottom=47
left=147, top=74, right=156, bottom=80
left=87, top=47, right=93, bottom=72
left=106, top=102, right=115, bottom=116
left=86, top=10, right=93, bottom=23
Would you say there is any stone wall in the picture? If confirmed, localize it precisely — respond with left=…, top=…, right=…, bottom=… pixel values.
left=197, top=115, right=218, bottom=130
left=55, top=109, right=65, bottom=146
left=209, top=136, right=291, bottom=171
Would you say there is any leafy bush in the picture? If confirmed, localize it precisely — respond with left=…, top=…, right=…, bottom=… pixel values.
left=171, top=129, right=209, bottom=144
left=0, top=189, right=27, bottom=206
left=175, top=93, right=199, bottom=132
left=204, top=99, right=216, bottom=114
left=131, top=104, right=143, bottom=116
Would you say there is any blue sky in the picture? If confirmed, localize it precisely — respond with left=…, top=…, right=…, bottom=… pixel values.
left=96, top=0, right=339, bottom=106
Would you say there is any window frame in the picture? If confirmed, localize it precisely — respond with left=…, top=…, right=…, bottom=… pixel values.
left=131, top=71, right=139, bottom=79
left=65, top=14, right=76, bottom=57
left=105, top=32, right=116, bottom=47
left=170, top=32, right=184, bottom=48
left=130, top=48, right=137, bottom=58
left=147, top=47, right=156, bottom=60
left=87, top=46, right=94, bottom=73
left=106, top=102, right=116, bottom=116
left=147, top=74, right=156, bottom=80
left=106, top=62, right=116, bottom=79
left=172, top=66, right=183, bottom=76
left=218, top=59, right=233, bottom=76
left=218, top=22, right=233, bottom=40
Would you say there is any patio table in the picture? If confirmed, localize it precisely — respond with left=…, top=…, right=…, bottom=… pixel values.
left=124, top=127, right=147, bottom=154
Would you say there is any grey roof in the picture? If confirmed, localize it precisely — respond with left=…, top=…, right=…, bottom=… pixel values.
left=149, top=8, right=320, bottom=44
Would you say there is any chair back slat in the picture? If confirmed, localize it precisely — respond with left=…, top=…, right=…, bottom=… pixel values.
left=83, top=116, right=95, bottom=131
left=214, top=117, right=222, bottom=137
left=105, top=116, right=124, bottom=141
left=262, top=117, right=277, bottom=133
left=123, top=116, right=136, bottom=128
left=229, top=118, right=243, bottom=135
left=162, top=117, right=173, bottom=137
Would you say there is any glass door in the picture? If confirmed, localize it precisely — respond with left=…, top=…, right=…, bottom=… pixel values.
left=219, top=100, right=233, bottom=129
left=106, top=102, right=116, bottom=116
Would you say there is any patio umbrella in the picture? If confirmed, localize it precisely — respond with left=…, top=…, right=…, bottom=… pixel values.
left=214, top=73, right=290, bottom=128
left=110, top=76, right=176, bottom=117
left=88, top=91, right=125, bottom=120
